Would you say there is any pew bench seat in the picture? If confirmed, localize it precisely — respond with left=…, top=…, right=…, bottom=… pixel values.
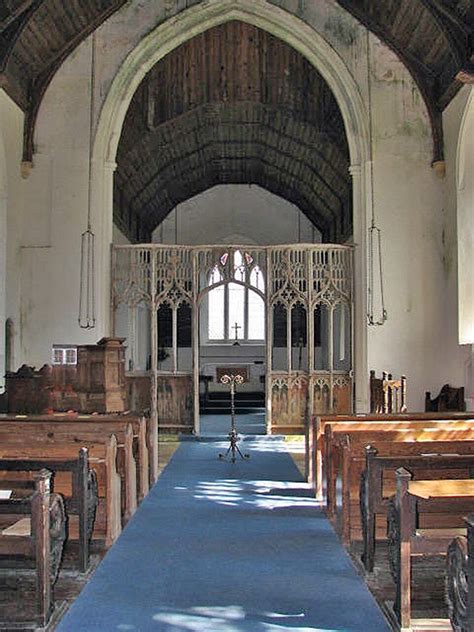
left=0, top=470, right=66, bottom=627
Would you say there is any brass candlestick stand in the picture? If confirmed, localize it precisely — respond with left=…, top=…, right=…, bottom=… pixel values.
left=218, top=373, right=250, bottom=463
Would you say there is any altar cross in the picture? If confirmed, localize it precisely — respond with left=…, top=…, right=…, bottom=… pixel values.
left=232, top=321, right=242, bottom=343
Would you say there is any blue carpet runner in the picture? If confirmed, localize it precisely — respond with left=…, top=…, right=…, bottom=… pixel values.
left=57, top=437, right=390, bottom=631
left=200, top=412, right=266, bottom=436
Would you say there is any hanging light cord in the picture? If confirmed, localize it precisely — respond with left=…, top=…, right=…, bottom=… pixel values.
left=78, top=33, right=96, bottom=329
left=366, top=25, right=387, bottom=326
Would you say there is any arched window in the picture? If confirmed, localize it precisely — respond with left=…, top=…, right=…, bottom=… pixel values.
left=207, top=251, right=265, bottom=342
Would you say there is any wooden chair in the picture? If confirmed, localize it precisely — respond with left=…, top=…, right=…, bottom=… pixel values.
left=425, top=384, right=465, bottom=412
left=370, top=370, right=407, bottom=414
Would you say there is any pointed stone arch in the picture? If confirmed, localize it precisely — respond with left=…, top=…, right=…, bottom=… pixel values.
left=91, top=0, right=371, bottom=410
left=456, top=87, right=474, bottom=346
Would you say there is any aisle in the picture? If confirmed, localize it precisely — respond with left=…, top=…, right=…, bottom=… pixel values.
left=200, top=411, right=266, bottom=436
left=57, top=437, right=390, bottom=631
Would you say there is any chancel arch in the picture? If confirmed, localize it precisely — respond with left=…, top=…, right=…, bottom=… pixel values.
left=456, top=87, right=474, bottom=346
left=92, top=0, right=371, bottom=430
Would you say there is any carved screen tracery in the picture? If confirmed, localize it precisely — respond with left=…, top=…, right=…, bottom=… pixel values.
left=112, top=243, right=353, bottom=434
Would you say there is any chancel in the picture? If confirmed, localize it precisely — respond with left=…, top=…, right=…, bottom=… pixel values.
left=0, top=1, right=473, bottom=630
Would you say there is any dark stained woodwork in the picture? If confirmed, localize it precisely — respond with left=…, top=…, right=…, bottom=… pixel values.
left=0, top=1, right=471, bottom=170
left=76, top=337, right=127, bottom=414
left=115, top=22, right=352, bottom=242
left=425, top=383, right=466, bottom=412
left=0, top=448, right=97, bottom=574
left=361, top=445, right=474, bottom=574
left=446, top=514, right=474, bottom=631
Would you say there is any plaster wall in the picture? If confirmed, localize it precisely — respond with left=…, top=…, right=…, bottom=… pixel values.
left=113, top=224, right=131, bottom=245
left=442, top=85, right=474, bottom=409
left=7, top=0, right=460, bottom=411
left=364, top=38, right=448, bottom=410
left=152, top=185, right=320, bottom=245
left=0, top=90, right=25, bottom=384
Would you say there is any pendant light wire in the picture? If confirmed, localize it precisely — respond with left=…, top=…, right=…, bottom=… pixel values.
left=366, top=23, right=387, bottom=326
left=78, top=33, right=96, bottom=329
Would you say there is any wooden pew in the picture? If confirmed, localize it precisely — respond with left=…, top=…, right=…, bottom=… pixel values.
left=0, top=412, right=151, bottom=499
left=0, top=469, right=66, bottom=627
left=0, top=419, right=139, bottom=522
left=0, top=448, right=97, bottom=573
left=388, top=468, right=474, bottom=631
left=0, top=437, right=121, bottom=547
left=446, top=513, right=474, bottom=632
left=307, top=412, right=474, bottom=499
left=73, top=413, right=151, bottom=494
left=326, top=426, right=474, bottom=523
left=326, top=428, right=474, bottom=541
left=360, top=445, right=474, bottom=571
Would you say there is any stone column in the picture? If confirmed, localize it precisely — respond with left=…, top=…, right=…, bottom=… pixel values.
left=350, top=163, right=369, bottom=412
left=93, top=158, right=117, bottom=339
left=466, top=345, right=474, bottom=412
left=0, top=186, right=6, bottom=392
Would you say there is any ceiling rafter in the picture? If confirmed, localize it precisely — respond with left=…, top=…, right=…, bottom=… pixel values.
left=115, top=22, right=352, bottom=241
left=0, top=0, right=38, bottom=32
left=335, top=0, right=474, bottom=160
left=120, top=105, right=350, bottom=189
left=137, top=167, right=332, bottom=241
left=0, top=1, right=471, bottom=168
left=22, top=0, right=128, bottom=163
left=122, top=126, right=348, bottom=206
left=132, top=141, right=343, bottom=228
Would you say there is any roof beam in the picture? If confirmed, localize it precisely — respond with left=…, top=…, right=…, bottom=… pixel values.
left=127, top=138, right=346, bottom=215
left=133, top=151, right=339, bottom=232
left=0, top=1, right=37, bottom=31
left=422, top=0, right=473, bottom=33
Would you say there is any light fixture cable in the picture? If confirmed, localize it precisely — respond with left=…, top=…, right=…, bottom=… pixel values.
left=78, top=32, right=96, bottom=329
left=366, top=23, right=387, bottom=326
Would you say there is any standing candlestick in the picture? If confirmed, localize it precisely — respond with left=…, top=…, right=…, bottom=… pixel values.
left=218, top=373, right=250, bottom=463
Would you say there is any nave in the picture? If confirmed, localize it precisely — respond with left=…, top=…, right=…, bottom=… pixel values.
left=57, top=434, right=390, bottom=632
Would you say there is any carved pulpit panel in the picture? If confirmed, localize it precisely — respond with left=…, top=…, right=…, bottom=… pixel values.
left=77, top=338, right=127, bottom=413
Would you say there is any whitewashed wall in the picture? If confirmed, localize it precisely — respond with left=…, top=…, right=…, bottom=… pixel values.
left=152, top=184, right=320, bottom=245
left=2, top=0, right=466, bottom=411
left=363, top=37, right=448, bottom=410
left=442, top=85, right=474, bottom=410
left=0, top=91, right=25, bottom=387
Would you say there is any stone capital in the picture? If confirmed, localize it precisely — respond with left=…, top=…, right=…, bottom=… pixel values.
left=349, top=164, right=362, bottom=178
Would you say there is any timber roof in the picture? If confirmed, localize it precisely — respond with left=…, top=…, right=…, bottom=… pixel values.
left=0, top=1, right=472, bottom=239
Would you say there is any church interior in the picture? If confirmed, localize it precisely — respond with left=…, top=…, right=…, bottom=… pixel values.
left=0, top=0, right=473, bottom=630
